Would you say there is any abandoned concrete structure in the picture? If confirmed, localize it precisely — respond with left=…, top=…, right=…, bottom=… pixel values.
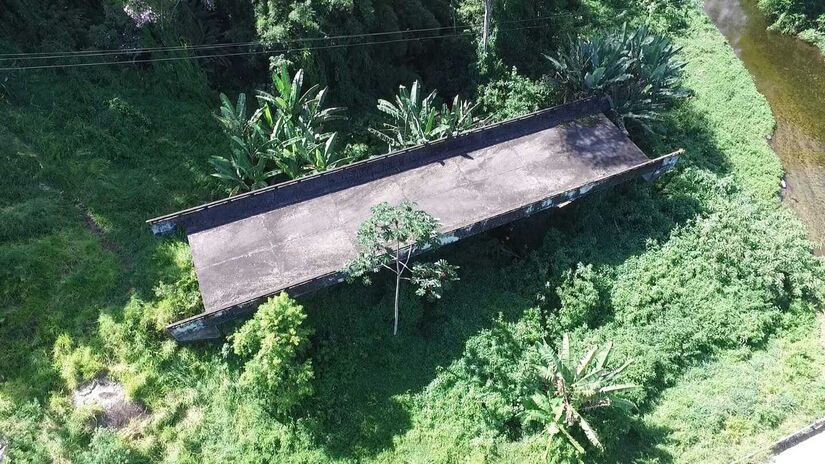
left=148, top=97, right=680, bottom=342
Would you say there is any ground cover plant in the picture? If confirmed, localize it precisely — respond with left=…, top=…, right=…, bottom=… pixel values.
left=1, top=0, right=824, bottom=463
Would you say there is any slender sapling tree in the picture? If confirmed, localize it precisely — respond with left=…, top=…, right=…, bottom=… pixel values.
left=345, top=201, right=459, bottom=335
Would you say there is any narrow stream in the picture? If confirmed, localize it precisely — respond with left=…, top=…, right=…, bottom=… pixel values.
left=704, top=0, right=825, bottom=249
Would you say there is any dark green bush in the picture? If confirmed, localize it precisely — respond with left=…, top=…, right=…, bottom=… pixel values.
left=476, top=68, right=554, bottom=121
left=550, top=263, right=604, bottom=332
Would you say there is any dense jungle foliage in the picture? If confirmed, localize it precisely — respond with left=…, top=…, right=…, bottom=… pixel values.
left=758, top=0, right=825, bottom=52
left=1, top=0, right=824, bottom=463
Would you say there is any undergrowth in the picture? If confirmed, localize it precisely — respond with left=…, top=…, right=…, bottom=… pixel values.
left=0, top=1, right=823, bottom=463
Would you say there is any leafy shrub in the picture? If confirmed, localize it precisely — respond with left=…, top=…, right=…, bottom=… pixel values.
left=0, top=397, right=51, bottom=463
left=551, top=263, right=603, bottom=332
left=370, top=81, right=483, bottom=151
left=76, top=429, right=138, bottom=464
left=579, top=179, right=825, bottom=404
left=546, top=25, right=689, bottom=132
left=477, top=67, right=554, bottom=121
left=523, top=334, right=636, bottom=456
left=428, top=309, right=547, bottom=436
left=798, top=27, right=825, bottom=50
left=229, top=293, right=314, bottom=415
left=759, top=0, right=825, bottom=34
left=53, top=334, right=103, bottom=389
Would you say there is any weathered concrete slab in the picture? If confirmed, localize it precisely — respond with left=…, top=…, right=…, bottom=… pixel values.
left=771, top=418, right=825, bottom=464
left=148, top=98, right=680, bottom=341
left=189, top=113, right=645, bottom=313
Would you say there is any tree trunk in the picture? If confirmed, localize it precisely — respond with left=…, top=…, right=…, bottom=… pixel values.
left=482, top=0, right=493, bottom=52
left=393, top=272, right=401, bottom=335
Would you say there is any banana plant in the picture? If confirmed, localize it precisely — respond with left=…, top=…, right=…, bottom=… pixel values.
left=211, top=93, right=281, bottom=194
left=268, top=122, right=350, bottom=177
left=258, top=64, right=346, bottom=176
left=440, top=95, right=484, bottom=137
left=257, top=64, right=345, bottom=137
left=211, top=66, right=350, bottom=194
left=523, top=334, right=637, bottom=458
left=370, top=81, right=483, bottom=151
left=370, top=81, right=443, bottom=150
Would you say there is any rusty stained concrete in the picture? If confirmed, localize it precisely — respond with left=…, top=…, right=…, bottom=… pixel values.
left=188, top=113, right=651, bottom=313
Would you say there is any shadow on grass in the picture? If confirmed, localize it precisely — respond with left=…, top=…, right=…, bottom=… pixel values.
left=601, top=417, right=676, bottom=463
left=291, top=103, right=737, bottom=460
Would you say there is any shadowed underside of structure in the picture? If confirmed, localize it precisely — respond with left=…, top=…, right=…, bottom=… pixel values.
left=148, top=98, right=680, bottom=342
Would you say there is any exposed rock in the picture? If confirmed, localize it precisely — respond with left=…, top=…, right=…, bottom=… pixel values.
left=0, top=438, right=6, bottom=462
left=72, top=377, right=146, bottom=429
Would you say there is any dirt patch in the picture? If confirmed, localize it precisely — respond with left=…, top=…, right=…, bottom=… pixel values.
left=72, top=378, right=146, bottom=429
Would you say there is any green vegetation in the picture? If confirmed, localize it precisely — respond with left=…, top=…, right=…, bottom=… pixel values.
left=211, top=65, right=347, bottom=193
left=547, top=25, right=689, bottom=133
left=758, top=0, right=825, bottom=52
left=643, top=315, right=825, bottom=462
left=523, top=334, right=636, bottom=456
left=370, top=81, right=483, bottom=151
left=229, top=293, right=314, bottom=416
left=211, top=93, right=281, bottom=192
left=345, top=201, right=459, bottom=335
left=1, top=0, right=824, bottom=463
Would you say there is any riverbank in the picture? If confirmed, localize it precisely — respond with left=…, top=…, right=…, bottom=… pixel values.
left=704, top=0, right=825, bottom=250
left=619, top=7, right=825, bottom=461
left=0, top=1, right=823, bottom=463
left=755, top=0, right=825, bottom=55
left=797, top=29, right=825, bottom=54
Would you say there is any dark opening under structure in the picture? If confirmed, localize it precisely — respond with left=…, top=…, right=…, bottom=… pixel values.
left=148, top=97, right=681, bottom=342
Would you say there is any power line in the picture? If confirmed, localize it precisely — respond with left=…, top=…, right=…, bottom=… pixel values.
left=0, top=13, right=577, bottom=61
left=0, top=23, right=561, bottom=72
left=0, top=25, right=465, bottom=61
left=0, top=31, right=470, bottom=71
left=0, top=24, right=560, bottom=71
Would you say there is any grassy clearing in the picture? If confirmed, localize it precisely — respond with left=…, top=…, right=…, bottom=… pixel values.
left=1, top=2, right=824, bottom=463
left=644, top=315, right=825, bottom=463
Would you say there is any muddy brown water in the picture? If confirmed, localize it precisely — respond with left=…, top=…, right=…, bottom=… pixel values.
left=704, top=0, right=825, bottom=250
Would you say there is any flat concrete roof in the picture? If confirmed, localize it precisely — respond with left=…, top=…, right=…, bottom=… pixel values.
left=189, top=112, right=648, bottom=312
